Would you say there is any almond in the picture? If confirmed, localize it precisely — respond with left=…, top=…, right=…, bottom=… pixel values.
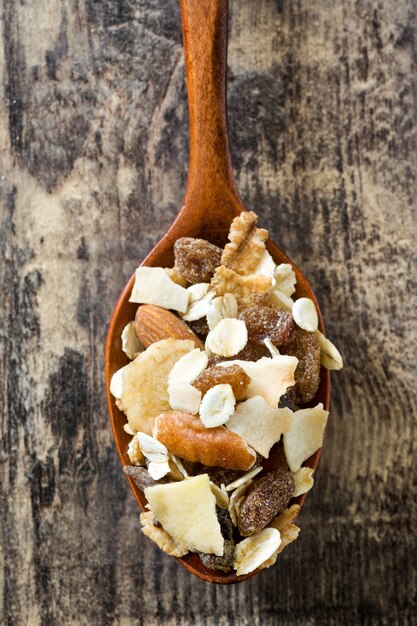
left=135, top=304, right=204, bottom=349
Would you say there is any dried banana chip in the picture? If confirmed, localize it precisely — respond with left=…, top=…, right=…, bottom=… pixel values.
left=283, top=403, right=328, bottom=472
left=121, top=339, right=195, bottom=435
left=140, top=512, right=189, bottom=558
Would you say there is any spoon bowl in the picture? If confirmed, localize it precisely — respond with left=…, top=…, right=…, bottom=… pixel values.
left=105, top=0, right=330, bottom=584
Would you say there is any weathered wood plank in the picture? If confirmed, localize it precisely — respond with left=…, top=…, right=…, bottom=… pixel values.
left=0, top=0, right=416, bottom=625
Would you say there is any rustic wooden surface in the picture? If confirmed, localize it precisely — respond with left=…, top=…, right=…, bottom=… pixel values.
left=1, top=0, right=416, bottom=624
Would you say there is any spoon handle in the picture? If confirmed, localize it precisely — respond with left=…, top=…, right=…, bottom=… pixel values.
left=177, top=0, right=243, bottom=235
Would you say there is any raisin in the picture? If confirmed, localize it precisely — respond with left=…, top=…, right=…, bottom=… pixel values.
left=174, top=237, right=222, bottom=284
left=193, top=464, right=244, bottom=487
left=192, top=365, right=251, bottom=400
left=199, top=507, right=234, bottom=573
left=278, top=386, right=296, bottom=411
left=237, top=469, right=295, bottom=537
left=188, top=317, right=210, bottom=337
left=238, top=305, right=295, bottom=346
left=281, top=329, right=321, bottom=403
left=123, top=466, right=168, bottom=490
left=208, top=340, right=270, bottom=368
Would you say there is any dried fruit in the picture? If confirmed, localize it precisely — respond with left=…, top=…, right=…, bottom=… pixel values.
left=145, top=474, right=224, bottom=555
left=211, top=265, right=272, bottom=310
left=130, top=266, right=189, bottom=312
left=233, top=528, right=281, bottom=576
left=123, top=465, right=168, bottom=490
left=292, top=297, right=319, bottom=332
left=121, top=339, right=195, bottom=434
left=188, top=318, right=210, bottom=337
left=281, top=328, right=321, bottom=403
left=193, top=464, right=245, bottom=487
left=237, top=469, right=295, bottom=536
left=221, top=355, right=298, bottom=407
left=227, top=396, right=292, bottom=458
left=110, top=366, right=126, bottom=400
left=205, top=318, right=248, bottom=357
left=135, top=304, right=204, bottom=350
left=283, top=403, right=329, bottom=472
left=168, top=348, right=208, bottom=384
left=192, top=365, right=251, bottom=401
left=127, top=436, right=145, bottom=466
left=153, top=411, right=257, bottom=470
left=207, top=294, right=238, bottom=331
left=174, top=237, right=222, bottom=284
left=221, top=211, right=268, bottom=275
left=278, top=386, right=296, bottom=411
left=274, top=264, right=296, bottom=297
left=181, top=288, right=215, bottom=322
left=168, top=380, right=202, bottom=414
left=199, top=507, right=234, bottom=572
left=238, top=305, right=295, bottom=347
left=199, top=384, right=236, bottom=428
left=121, top=321, right=144, bottom=359
left=292, top=467, right=314, bottom=497
left=140, top=511, right=189, bottom=557
left=165, top=266, right=188, bottom=287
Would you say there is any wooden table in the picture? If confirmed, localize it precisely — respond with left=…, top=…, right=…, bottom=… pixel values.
left=1, top=1, right=416, bottom=624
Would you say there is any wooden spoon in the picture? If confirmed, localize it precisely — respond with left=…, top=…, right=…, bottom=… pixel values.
left=105, top=0, right=330, bottom=584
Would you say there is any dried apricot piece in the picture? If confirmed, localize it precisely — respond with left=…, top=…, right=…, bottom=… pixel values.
left=174, top=237, right=222, bottom=284
left=192, top=365, right=251, bottom=400
left=238, top=305, right=295, bottom=346
left=281, top=329, right=321, bottom=403
left=237, top=469, right=295, bottom=536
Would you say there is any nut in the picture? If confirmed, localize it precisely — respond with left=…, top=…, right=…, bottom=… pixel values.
left=211, top=265, right=272, bottom=310
left=269, top=289, right=294, bottom=312
left=135, top=304, right=204, bottom=350
left=207, top=293, right=238, bottom=331
left=199, top=384, right=236, bottom=428
left=233, top=528, right=281, bottom=576
left=316, top=330, right=344, bottom=370
left=221, top=211, right=269, bottom=275
left=260, top=504, right=300, bottom=568
left=153, top=411, right=257, bottom=470
left=292, top=297, right=319, bottom=332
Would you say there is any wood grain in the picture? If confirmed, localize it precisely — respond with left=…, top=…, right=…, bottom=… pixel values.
left=0, top=0, right=416, bottom=624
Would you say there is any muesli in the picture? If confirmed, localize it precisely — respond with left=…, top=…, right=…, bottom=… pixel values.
left=111, top=211, right=343, bottom=576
